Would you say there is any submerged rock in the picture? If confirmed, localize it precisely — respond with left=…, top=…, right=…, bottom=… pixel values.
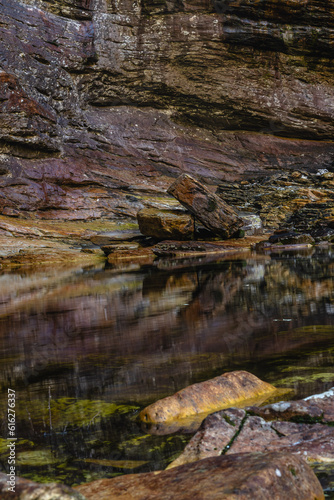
left=167, top=174, right=244, bottom=239
left=139, top=370, right=278, bottom=425
left=76, top=452, right=324, bottom=500
left=137, top=207, right=195, bottom=240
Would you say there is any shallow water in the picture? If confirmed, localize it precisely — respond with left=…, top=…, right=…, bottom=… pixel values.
left=0, top=247, right=334, bottom=493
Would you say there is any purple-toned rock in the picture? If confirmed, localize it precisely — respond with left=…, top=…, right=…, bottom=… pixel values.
left=76, top=452, right=324, bottom=500
left=168, top=387, right=334, bottom=469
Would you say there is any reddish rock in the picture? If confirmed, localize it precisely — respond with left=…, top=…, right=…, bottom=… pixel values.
left=137, top=208, right=195, bottom=240
left=168, top=388, right=334, bottom=469
left=1, top=0, right=334, bottom=220
left=76, top=452, right=324, bottom=500
left=167, top=174, right=244, bottom=239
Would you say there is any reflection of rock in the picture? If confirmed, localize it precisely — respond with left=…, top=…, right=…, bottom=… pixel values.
left=168, top=174, right=244, bottom=239
left=139, top=371, right=277, bottom=424
left=137, top=208, right=195, bottom=240
left=76, top=452, right=324, bottom=500
left=0, top=472, right=85, bottom=500
left=168, top=388, right=334, bottom=471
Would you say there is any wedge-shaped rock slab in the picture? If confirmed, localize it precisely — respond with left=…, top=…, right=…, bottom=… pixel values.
left=76, top=452, right=324, bottom=500
left=139, top=370, right=277, bottom=424
left=167, top=174, right=244, bottom=239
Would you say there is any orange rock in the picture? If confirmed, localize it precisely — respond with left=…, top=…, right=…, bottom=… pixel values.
left=139, top=370, right=278, bottom=425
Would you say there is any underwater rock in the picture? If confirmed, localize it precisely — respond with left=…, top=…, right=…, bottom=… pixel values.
left=137, top=208, right=195, bottom=240
left=139, top=370, right=278, bottom=425
left=0, top=472, right=86, bottom=499
left=168, top=387, right=334, bottom=470
left=76, top=452, right=324, bottom=500
left=167, top=174, right=244, bottom=239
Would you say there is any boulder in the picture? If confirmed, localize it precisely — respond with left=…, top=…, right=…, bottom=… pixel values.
left=139, top=370, right=278, bottom=425
left=76, top=452, right=324, bottom=500
left=167, top=174, right=244, bottom=239
left=137, top=208, right=195, bottom=240
left=0, top=473, right=85, bottom=500
left=168, top=388, right=334, bottom=470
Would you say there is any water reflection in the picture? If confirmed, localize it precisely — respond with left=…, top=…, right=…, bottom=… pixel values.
left=0, top=249, right=334, bottom=486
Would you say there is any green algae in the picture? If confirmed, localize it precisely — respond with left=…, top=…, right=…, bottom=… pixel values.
left=275, top=372, right=334, bottom=386
left=0, top=438, right=34, bottom=454
left=7, top=398, right=139, bottom=431
left=17, top=449, right=63, bottom=466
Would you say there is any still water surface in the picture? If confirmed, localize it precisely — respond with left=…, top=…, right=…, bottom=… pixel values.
left=0, top=247, right=334, bottom=492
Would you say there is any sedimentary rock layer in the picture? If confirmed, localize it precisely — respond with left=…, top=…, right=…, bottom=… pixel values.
left=1, top=0, right=334, bottom=218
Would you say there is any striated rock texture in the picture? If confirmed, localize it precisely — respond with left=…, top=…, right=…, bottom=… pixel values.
left=1, top=0, right=334, bottom=219
left=76, top=452, right=325, bottom=500
left=167, top=388, right=334, bottom=470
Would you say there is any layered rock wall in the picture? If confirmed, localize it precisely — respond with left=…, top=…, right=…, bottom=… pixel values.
left=1, top=0, right=334, bottom=218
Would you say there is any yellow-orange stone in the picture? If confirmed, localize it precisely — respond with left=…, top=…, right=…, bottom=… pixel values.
left=139, top=370, right=278, bottom=424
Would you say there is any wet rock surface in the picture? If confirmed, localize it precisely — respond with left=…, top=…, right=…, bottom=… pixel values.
left=217, top=170, right=334, bottom=238
left=168, top=388, right=334, bottom=471
left=139, top=370, right=278, bottom=425
left=76, top=452, right=324, bottom=500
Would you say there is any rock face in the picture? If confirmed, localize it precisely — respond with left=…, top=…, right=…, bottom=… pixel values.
left=1, top=0, right=334, bottom=219
left=76, top=452, right=324, bottom=500
left=139, top=370, right=278, bottom=425
left=168, top=388, right=334, bottom=470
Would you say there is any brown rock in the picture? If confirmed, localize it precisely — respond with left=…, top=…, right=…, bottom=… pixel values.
left=90, top=230, right=143, bottom=246
left=76, top=452, right=324, bottom=500
left=100, top=242, right=140, bottom=256
left=0, top=473, right=85, bottom=500
left=167, top=174, right=244, bottom=238
left=137, top=208, right=195, bottom=240
left=139, top=370, right=278, bottom=425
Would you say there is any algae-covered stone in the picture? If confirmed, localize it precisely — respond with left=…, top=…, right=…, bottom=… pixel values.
left=76, top=452, right=324, bottom=500
left=139, top=370, right=278, bottom=425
